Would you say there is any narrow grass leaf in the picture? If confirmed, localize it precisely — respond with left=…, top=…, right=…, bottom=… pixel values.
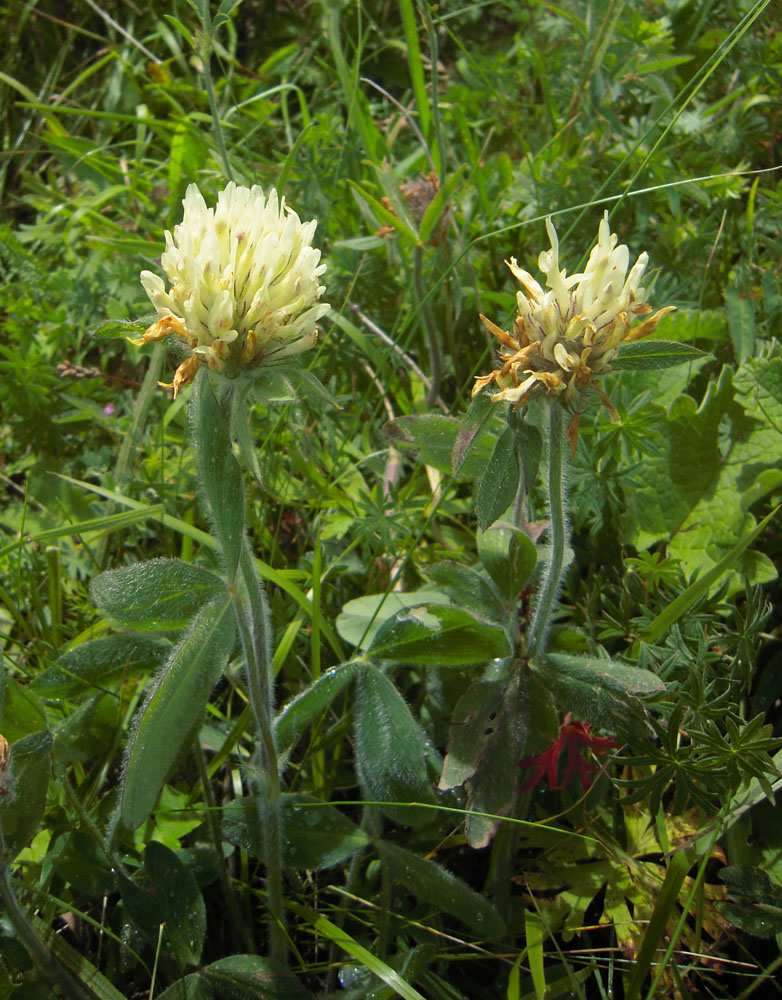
left=32, top=913, right=128, bottom=1000
left=524, top=911, right=546, bottom=1000
left=625, top=849, right=690, bottom=1000
left=399, top=0, right=430, bottom=140
left=290, top=904, right=427, bottom=1000
left=348, top=180, right=420, bottom=246
left=0, top=505, right=165, bottom=561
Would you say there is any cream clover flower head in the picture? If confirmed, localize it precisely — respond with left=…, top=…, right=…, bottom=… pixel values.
left=473, top=212, right=674, bottom=412
left=135, top=182, right=328, bottom=396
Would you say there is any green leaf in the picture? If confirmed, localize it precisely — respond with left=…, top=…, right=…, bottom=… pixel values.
left=348, top=180, right=419, bottom=245
left=201, top=955, right=314, bottom=999
left=763, top=271, right=782, bottom=336
left=52, top=694, right=120, bottom=769
left=222, top=796, right=264, bottom=858
left=91, top=559, right=227, bottom=631
left=465, top=667, right=532, bottom=848
left=476, top=425, right=520, bottom=530
left=46, top=830, right=114, bottom=898
left=223, top=794, right=369, bottom=870
left=718, top=866, right=782, bottom=938
left=155, top=977, right=208, bottom=1000
left=121, top=595, right=235, bottom=828
left=157, top=956, right=314, bottom=999
left=385, top=413, right=497, bottom=479
left=439, top=664, right=507, bottom=791
left=0, top=731, right=52, bottom=861
left=477, top=525, right=538, bottom=604
left=31, top=634, right=170, bottom=699
left=532, top=654, right=664, bottom=732
left=367, top=603, right=511, bottom=666
left=2, top=677, right=47, bottom=742
left=425, top=561, right=508, bottom=622
left=612, top=340, right=709, bottom=370
left=282, top=794, right=370, bottom=870
left=518, top=420, right=543, bottom=491
left=336, top=589, right=446, bottom=651
left=332, top=235, right=385, bottom=251
left=451, top=393, right=495, bottom=473
left=621, top=363, right=778, bottom=591
left=375, top=840, right=505, bottom=938
left=91, top=317, right=149, bottom=340
left=120, top=841, right=206, bottom=966
left=275, top=660, right=363, bottom=753
left=354, top=667, right=435, bottom=823
left=191, top=372, right=244, bottom=581
left=725, top=288, right=755, bottom=363
left=54, top=473, right=344, bottom=659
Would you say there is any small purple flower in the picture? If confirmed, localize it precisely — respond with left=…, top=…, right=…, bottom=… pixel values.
left=103, top=403, right=116, bottom=416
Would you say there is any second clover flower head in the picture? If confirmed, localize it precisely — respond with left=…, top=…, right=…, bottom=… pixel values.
left=134, top=182, right=329, bottom=396
left=473, top=212, right=675, bottom=411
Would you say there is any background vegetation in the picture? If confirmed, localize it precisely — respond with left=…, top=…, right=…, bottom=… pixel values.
left=1, top=0, right=781, bottom=997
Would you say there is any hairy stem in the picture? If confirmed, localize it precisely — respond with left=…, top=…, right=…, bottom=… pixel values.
left=236, top=541, right=286, bottom=964
left=527, top=402, right=568, bottom=659
left=193, top=736, right=256, bottom=954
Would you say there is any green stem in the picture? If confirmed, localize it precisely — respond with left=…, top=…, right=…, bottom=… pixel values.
left=527, top=402, right=568, bottom=660
left=236, top=540, right=286, bottom=964
left=58, top=765, right=126, bottom=878
left=193, top=736, right=256, bottom=955
left=413, top=246, right=441, bottom=407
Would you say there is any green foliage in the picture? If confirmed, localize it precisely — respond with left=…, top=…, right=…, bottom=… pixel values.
left=121, top=594, right=235, bottom=828
left=120, top=840, right=206, bottom=966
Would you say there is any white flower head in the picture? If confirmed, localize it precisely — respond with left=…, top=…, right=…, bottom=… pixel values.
left=473, top=212, right=674, bottom=410
left=135, top=182, right=329, bottom=396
